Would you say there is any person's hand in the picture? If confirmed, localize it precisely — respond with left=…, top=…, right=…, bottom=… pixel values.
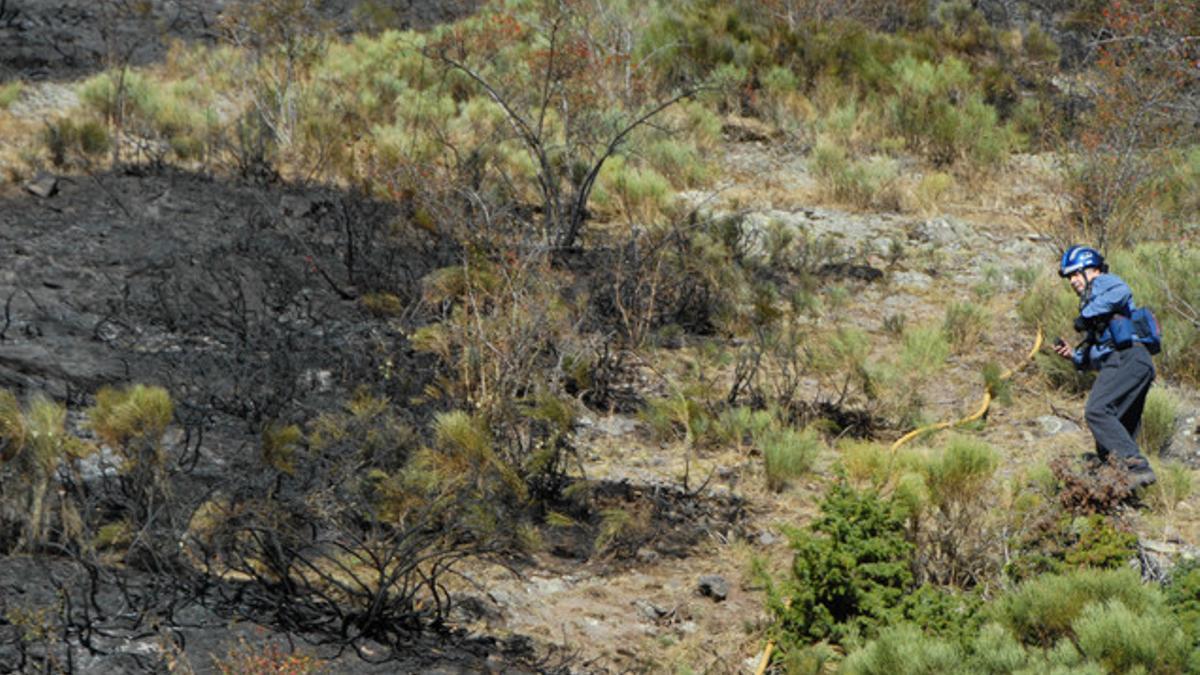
left=1051, top=337, right=1074, bottom=360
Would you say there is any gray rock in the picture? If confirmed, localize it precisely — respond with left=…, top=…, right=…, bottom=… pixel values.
left=528, top=576, right=566, bottom=595
left=697, top=574, right=729, bottom=602
left=1166, top=413, right=1199, bottom=462
left=911, top=216, right=971, bottom=246
left=1035, top=415, right=1081, bottom=437
left=487, top=588, right=517, bottom=609
left=890, top=271, right=933, bottom=290
left=635, top=547, right=660, bottom=564
left=633, top=599, right=667, bottom=621
left=577, top=413, right=640, bottom=437
left=24, top=173, right=58, bottom=198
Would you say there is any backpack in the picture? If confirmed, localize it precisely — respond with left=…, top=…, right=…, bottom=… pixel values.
left=1110, top=307, right=1162, bottom=355
left=1131, top=306, right=1162, bottom=355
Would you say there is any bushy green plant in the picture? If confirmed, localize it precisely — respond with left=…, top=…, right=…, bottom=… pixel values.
left=759, top=426, right=821, bottom=492
left=884, top=55, right=1018, bottom=168
left=942, top=301, right=988, bottom=354
left=920, top=435, right=998, bottom=510
left=637, top=1, right=772, bottom=92
left=1006, top=503, right=1139, bottom=583
left=995, top=568, right=1159, bottom=648
left=769, top=482, right=913, bottom=646
left=0, top=391, right=91, bottom=552
left=908, top=436, right=1002, bottom=586
left=0, top=80, right=23, bottom=109
left=1164, top=558, right=1200, bottom=643
left=42, top=117, right=110, bottom=167
left=841, top=623, right=964, bottom=675
left=838, top=439, right=898, bottom=490
left=1156, top=145, right=1200, bottom=225
left=811, top=140, right=901, bottom=210
left=1073, top=599, right=1192, bottom=673
left=1137, top=387, right=1179, bottom=456
left=1144, top=460, right=1194, bottom=516
left=899, top=323, right=949, bottom=378
left=78, top=69, right=216, bottom=164
left=89, top=384, right=173, bottom=473
left=639, top=393, right=712, bottom=444
left=912, top=171, right=955, bottom=212
left=712, top=406, right=775, bottom=451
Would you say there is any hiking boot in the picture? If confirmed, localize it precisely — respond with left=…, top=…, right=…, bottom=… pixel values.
left=1080, top=452, right=1107, bottom=470
left=1124, top=458, right=1157, bottom=491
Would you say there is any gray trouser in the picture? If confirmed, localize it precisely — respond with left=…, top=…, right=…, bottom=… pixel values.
left=1085, top=344, right=1155, bottom=461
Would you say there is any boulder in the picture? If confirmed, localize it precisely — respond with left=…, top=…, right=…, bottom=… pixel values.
left=697, top=574, right=728, bottom=602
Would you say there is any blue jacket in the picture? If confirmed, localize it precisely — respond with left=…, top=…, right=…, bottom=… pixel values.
left=1073, top=273, right=1136, bottom=370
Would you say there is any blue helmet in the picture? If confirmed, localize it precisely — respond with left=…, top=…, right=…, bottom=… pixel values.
left=1059, top=245, right=1105, bottom=277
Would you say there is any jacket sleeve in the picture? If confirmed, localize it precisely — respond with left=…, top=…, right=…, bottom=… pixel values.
left=1072, top=345, right=1088, bottom=370
left=1079, top=275, right=1132, bottom=320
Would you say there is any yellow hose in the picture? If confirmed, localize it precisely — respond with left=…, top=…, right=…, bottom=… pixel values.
left=753, top=327, right=1045, bottom=674
left=889, top=326, right=1044, bottom=453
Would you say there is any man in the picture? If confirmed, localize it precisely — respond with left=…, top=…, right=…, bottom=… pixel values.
left=1051, top=245, right=1157, bottom=490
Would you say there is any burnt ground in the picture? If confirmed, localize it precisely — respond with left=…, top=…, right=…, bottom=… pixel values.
left=0, top=163, right=753, bottom=673
left=0, top=0, right=480, bottom=82
left=0, top=166, right=441, bottom=422
left=0, top=2, right=742, bottom=671
left=0, top=165, right=505, bottom=673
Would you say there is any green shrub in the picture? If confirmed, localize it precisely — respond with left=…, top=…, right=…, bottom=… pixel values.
left=0, top=391, right=93, bottom=552
left=942, top=301, right=988, bottom=354
left=839, top=439, right=898, bottom=490
left=966, top=622, right=1032, bottom=674
left=770, top=482, right=913, bottom=646
left=639, top=394, right=711, bottom=444
left=841, top=623, right=963, bottom=675
left=811, top=140, right=901, bottom=210
left=1005, top=511, right=1138, bottom=583
left=1144, top=460, right=1194, bottom=516
left=912, top=171, right=955, bottom=212
left=921, top=435, right=998, bottom=510
left=759, top=426, right=820, bottom=492
left=995, top=568, right=1159, bottom=648
left=1073, top=599, right=1191, bottom=674
left=1156, top=145, right=1200, bottom=226
left=0, top=81, right=22, bottom=109
left=884, top=55, right=1017, bottom=168
left=1061, top=515, right=1139, bottom=569
left=1164, top=558, right=1200, bottom=643
left=42, top=118, right=111, bottom=167
left=1138, top=387, right=1179, bottom=456
left=712, top=406, right=775, bottom=451
left=910, top=436, right=1002, bottom=586
left=899, top=323, right=950, bottom=379
left=78, top=69, right=215, bottom=163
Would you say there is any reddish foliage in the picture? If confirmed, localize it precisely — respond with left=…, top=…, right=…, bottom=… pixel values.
left=1049, top=455, right=1134, bottom=516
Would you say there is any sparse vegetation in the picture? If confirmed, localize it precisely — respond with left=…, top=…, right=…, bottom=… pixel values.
left=4, top=0, right=1200, bottom=671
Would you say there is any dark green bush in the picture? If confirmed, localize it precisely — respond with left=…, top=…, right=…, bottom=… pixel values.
left=770, top=482, right=913, bottom=645
left=1006, top=507, right=1138, bottom=583
left=1165, top=558, right=1200, bottom=644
